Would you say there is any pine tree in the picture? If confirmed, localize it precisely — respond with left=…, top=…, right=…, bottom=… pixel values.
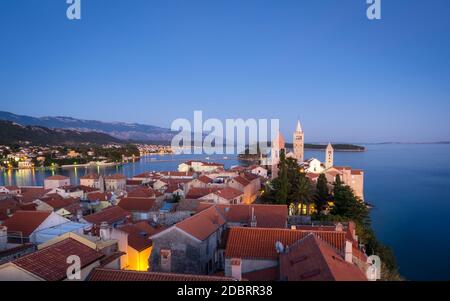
left=275, top=149, right=289, bottom=204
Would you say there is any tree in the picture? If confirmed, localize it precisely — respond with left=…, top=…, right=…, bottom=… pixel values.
left=315, top=173, right=329, bottom=215
left=290, top=172, right=314, bottom=215
left=275, top=149, right=289, bottom=204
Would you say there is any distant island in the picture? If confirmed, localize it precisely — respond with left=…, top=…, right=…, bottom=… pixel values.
left=238, top=142, right=365, bottom=162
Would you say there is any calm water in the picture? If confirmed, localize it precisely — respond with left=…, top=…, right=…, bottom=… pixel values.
left=1, top=144, right=450, bottom=280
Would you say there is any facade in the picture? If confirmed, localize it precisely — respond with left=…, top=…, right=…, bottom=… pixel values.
left=80, top=174, right=105, bottom=192
left=104, top=174, right=126, bottom=191
left=44, top=175, right=70, bottom=190
left=325, top=142, right=334, bottom=169
left=270, top=132, right=285, bottom=179
left=150, top=206, right=226, bottom=275
left=325, top=167, right=365, bottom=201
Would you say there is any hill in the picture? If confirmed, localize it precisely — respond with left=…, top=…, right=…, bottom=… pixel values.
left=0, top=111, right=175, bottom=141
left=0, top=120, right=122, bottom=146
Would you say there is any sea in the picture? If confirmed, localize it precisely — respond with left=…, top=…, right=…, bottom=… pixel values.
left=1, top=143, right=450, bottom=281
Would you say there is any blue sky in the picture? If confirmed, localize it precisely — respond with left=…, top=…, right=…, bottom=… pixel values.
left=1, top=0, right=450, bottom=143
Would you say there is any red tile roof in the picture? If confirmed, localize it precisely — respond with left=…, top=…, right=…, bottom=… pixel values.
left=118, top=224, right=153, bottom=251
left=2, top=211, right=52, bottom=236
left=213, top=204, right=287, bottom=228
left=232, top=176, right=251, bottom=187
left=225, top=227, right=346, bottom=260
left=13, top=238, right=104, bottom=281
left=83, top=206, right=130, bottom=225
left=280, top=234, right=367, bottom=281
left=80, top=173, right=100, bottom=180
left=105, top=174, right=126, bottom=180
left=127, top=187, right=155, bottom=198
left=89, top=268, right=234, bottom=281
left=242, top=267, right=279, bottom=281
left=197, top=175, right=213, bottom=184
left=19, top=187, right=52, bottom=203
left=175, top=206, right=226, bottom=241
left=42, top=197, right=79, bottom=210
left=186, top=187, right=220, bottom=199
left=118, top=198, right=156, bottom=212
left=159, top=171, right=195, bottom=177
left=213, top=187, right=243, bottom=200
left=86, top=192, right=108, bottom=202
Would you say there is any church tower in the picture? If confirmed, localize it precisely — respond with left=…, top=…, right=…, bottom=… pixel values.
left=325, top=142, right=334, bottom=169
left=293, top=120, right=304, bottom=163
left=271, top=131, right=285, bottom=179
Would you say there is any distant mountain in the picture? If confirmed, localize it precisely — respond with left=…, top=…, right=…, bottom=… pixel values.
left=0, top=120, right=122, bottom=145
left=0, top=111, right=175, bottom=142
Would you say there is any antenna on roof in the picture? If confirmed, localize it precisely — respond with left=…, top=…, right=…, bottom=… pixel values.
left=275, top=241, right=284, bottom=254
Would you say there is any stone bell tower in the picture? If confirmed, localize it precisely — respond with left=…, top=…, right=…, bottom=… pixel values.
left=293, top=120, right=304, bottom=164
left=325, top=142, right=334, bottom=169
left=271, top=131, right=285, bottom=179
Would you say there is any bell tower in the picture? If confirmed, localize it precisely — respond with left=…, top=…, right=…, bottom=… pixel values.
left=325, top=142, right=334, bottom=169
left=293, top=120, right=304, bottom=163
left=271, top=132, right=285, bottom=179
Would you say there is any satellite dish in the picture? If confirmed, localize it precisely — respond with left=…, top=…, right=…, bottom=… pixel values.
left=275, top=241, right=284, bottom=254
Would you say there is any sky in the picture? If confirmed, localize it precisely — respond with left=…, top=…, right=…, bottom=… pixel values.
left=1, top=0, right=450, bottom=143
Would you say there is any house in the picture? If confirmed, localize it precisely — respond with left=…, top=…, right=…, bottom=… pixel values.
left=132, top=172, right=161, bottom=184
left=81, top=206, right=131, bottom=229
left=104, top=174, right=127, bottom=191
left=0, top=186, right=21, bottom=195
left=2, top=211, right=70, bottom=244
left=88, top=267, right=234, bottom=281
left=200, top=187, right=244, bottom=205
left=224, top=227, right=351, bottom=280
left=227, top=173, right=261, bottom=204
left=325, top=166, right=365, bottom=201
left=301, top=158, right=325, bottom=174
left=150, top=206, right=226, bottom=275
left=248, top=165, right=268, bottom=178
left=118, top=221, right=166, bottom=271
left=80, top=174, right=104, bottom=191
left=44, top=175, right=70, bottom=190
left=197, top=203, right=288, bottom=228
left=34, top=196, right=80, bottom=219
left=279, top=233, right=367, bottom=281
left=117, top=198, right=156, bottom=221
left=187, top=175, right=214, bottom=190
left=0, top=238, right=105, bottom=281
left=185, top=187, right=220, bottom=199
left=178, top=161, right=224, bottom=173
left=127, top=187, right=156, bottom=199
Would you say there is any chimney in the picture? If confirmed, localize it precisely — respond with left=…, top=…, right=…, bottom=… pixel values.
left=76, top=209, right=83, bottom=221
left=230, top=258, right=242, bottom=281
left=348, top=221, right=357, bottom=240
left=99, top=222, right=111, bottom=241
left=0, top=226, right=7, bottom=250
left=345, top=241, right=353, bottom=263
left=335, top=222, right=344, bottom=232
left=250, top=207, right=257, bottom=227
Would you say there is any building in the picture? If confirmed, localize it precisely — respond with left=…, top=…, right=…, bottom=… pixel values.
left=293, top=120, right=304, bottom=163
left=178, top=161, right=224, bottom=173
left=325, top=142, right=334, bottom=169
left=197, top=203, right=288, bottom=228
left=227, top=173, right=261, bottom=204
left=150, top=206, right=226, bottom=275
left=2, top=211, right=70, bottom=244
left=118, top=221, right=166, bottom=271
left=44, top=175, right=70, bottom=190
left=248, top=165, right=268, bottom=178
left=0, top=238, right=105, bottom=281
left=80, top=174, right=104, bottom=192
left=117, top=198, right=156, bottom=221
left=271, top=132, right=285, bottom=179
left=325, top=167, right=365, bottom=201
left=224, top=227, right=356, bottom=280
left=200, top=187, right=244, bottom=205
left=104, top=174, right=127, bottom=191
left=81, top=206, right=131, bottom=229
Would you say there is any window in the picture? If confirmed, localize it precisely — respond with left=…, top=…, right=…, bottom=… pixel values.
left=160, top=249, right=172, bottom=272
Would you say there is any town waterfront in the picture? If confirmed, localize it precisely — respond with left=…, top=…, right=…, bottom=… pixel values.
left=1, top=143, right=450, bottom=280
